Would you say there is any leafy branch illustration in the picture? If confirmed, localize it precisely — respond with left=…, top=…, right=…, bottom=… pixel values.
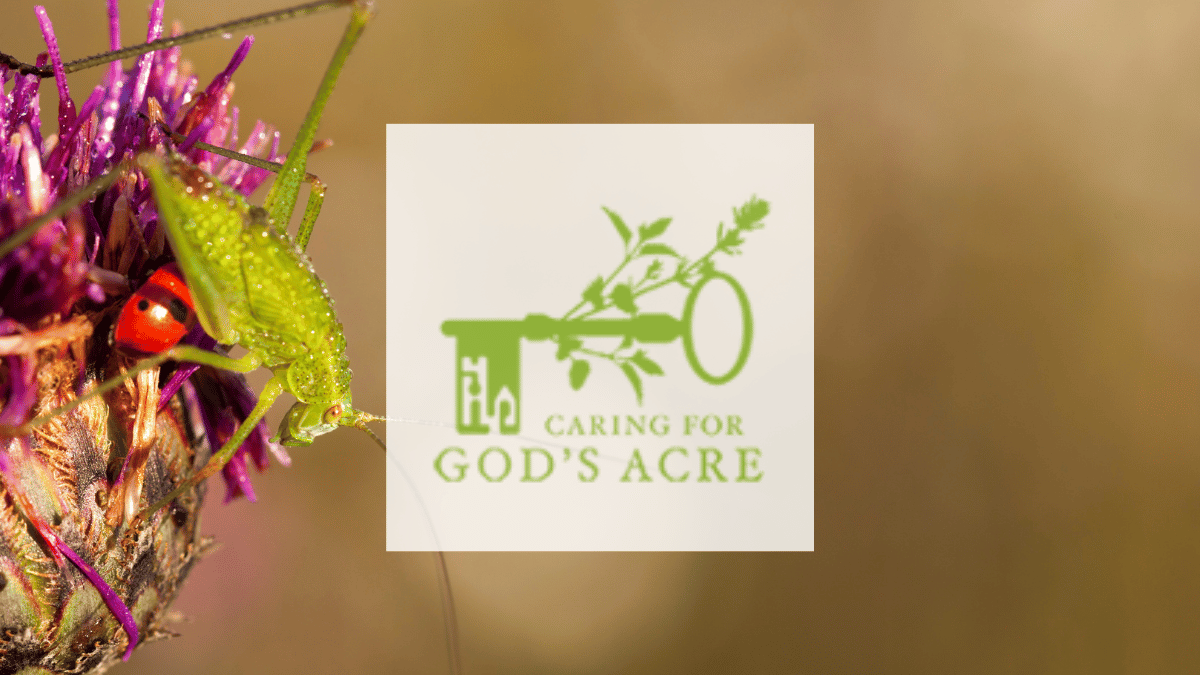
left=554, top=195, right=769, bottom=403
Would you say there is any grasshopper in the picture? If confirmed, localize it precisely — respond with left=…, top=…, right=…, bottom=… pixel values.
left=2, top=0, right=383, bottom=526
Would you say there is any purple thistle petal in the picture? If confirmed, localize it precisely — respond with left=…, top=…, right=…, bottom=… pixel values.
left=216, top=369, right=291, bottom=469
left=1, top=135, right=18, bottom=197
left=106, top=0, right=120, bottom=50
left=178, top=36, right=253, bottom=169
left=19, top=124, right=48, bottom=213
left=127, top=0, right=166, bottom=121
left=178, top=114, right=214, bottom=154
left=157, top=362, right=204, bottom=412
left=221, top=450, right=257, bottom=503
left=46, top=528, right=139, bottom=660
left=158, top=322, right=216, bottom=411
left=91, top=75, right=124, bottom=172
left=7, top=58, right=43, bottom=148
left=1, top=67, right=10, bottom=143
left=34, top=6, right=77, bottom=133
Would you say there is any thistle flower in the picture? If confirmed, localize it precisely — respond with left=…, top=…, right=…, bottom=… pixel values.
left=0, top=1, right=292, bottom=669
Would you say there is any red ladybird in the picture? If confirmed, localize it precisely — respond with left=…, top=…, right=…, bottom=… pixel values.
left=113, top=262, right=196, bottom=354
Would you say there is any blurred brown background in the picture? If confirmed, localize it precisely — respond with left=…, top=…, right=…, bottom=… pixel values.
left=6, top=0, right=1196, bottom=672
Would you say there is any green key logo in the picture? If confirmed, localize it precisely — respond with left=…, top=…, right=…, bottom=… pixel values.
left=442, top=196, right=768, bottom=435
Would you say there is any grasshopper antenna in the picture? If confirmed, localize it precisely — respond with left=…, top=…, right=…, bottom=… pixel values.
left=1, top=0, right=356, bottom=78
left=352, top=415, right=464, bottom=675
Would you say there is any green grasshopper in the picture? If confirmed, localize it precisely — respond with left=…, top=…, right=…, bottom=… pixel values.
left=1, top=0, right=383, bottom=526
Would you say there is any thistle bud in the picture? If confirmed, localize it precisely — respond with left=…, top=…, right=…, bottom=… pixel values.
left=1, top=1, right=290, bottom=670
left=0, top=324, right=207, bottom=672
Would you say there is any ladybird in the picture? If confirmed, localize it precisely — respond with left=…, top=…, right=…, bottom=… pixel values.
left=113, top=262, right=196, bottom=354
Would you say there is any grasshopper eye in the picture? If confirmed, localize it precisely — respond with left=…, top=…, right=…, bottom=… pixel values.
left=323, top=404, right=344, bottom=425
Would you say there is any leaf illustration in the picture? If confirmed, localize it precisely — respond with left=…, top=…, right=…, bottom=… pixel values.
left=734, top=195, right=770, bottom=231
left=720, top=229, right=744, bottom=251
left=556, top=336, right=582, bottom=361
left=602, top=206, right=632, bottom=248
left=582, top=276, right=605, bottom=310
left=620, top=362, right=644, bottom=405
left=610, top=283, right=638, bottom=315
left=637, top=242, right=679, bottom=258
left=569, top=359, right=591, bottom=390
left=697, top=259, right=717, bottom=279
left=631, top=350, right=664, bottom=376
left=645, top=259, right=663, bottom=280
left=674, top=258, right=691, bottom=281
left=637, top=216, right=672, bottom=243
left=619, top=334, right=634, bottom=350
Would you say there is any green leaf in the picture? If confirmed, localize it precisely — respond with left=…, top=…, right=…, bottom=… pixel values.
left=637, top=242, right=679, bottom=258
left=645, top=259, right=663, bottom=280
left=674, top=257, right=690, bottom=281
left=637, top=216, right=672, bottom=242
left=569, top=359, right=591, bottom=390
left=734, top=195, right=770, bottom=231
left=720, top=230, right=744, bottom=250
left=619, top=334, right=634, bottom=349
left=697, top=259, right=716, bottom=278
left=620, top=362, right=644, bottom=405
left=582, top=276, right=605, bottom=310
left=610, top=283, right=638, bottom=315
left=556, top=336, right=582, bottom=361
left=631, top=349, right=664, bottom=376
left=602, top=206, right=632, bottom=248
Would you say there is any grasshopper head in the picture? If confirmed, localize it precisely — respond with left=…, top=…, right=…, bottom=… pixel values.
left=275, top=395, right=382, bottom=447
left=275, top=395, right=352, bottom=446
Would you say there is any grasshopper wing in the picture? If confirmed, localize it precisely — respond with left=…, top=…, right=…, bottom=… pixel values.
left=237, top=214, right=335, bottom=360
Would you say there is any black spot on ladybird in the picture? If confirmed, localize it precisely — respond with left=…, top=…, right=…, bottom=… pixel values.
left=167, top=298, right=189, bottom=323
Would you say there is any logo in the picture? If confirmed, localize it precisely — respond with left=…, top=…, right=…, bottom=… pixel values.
left=387, top=124, right=813, bottom=551
left=441, top=197, right=766, bottom=434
